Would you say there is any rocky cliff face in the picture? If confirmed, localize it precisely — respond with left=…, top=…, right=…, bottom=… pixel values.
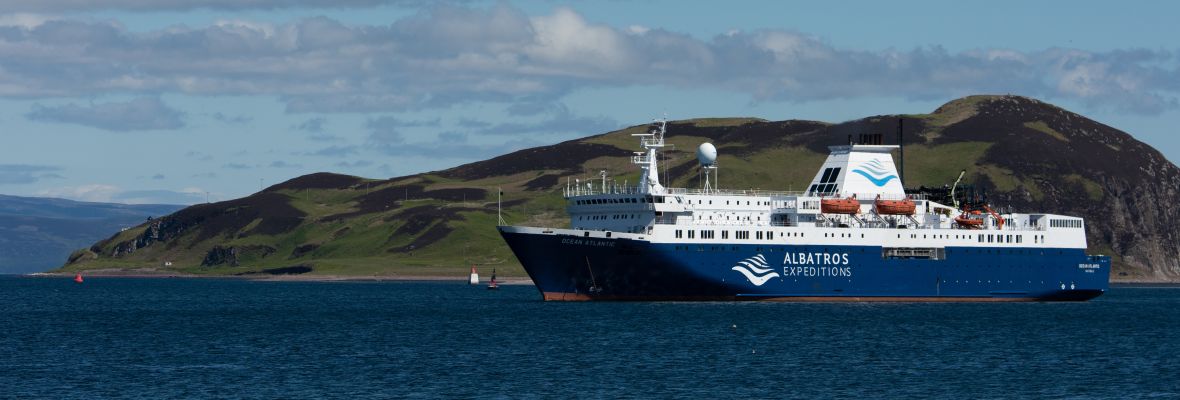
left=62, top=95, right=1180, bottom=281
left=930, top=96, right=1180, bottom=280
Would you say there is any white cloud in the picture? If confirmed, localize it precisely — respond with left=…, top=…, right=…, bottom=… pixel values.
left=36, top=183, right=211, bottom=204
left=0, top=5, right=1175, bottom=114
left=114, top=189, right=205, bottom=204
left=525, top=7, right=634, bottom=74
left=0, top=13, right=54, bottom=28
left=0, top=0, right=402, bottom=13
left=0, top=164, right=62, bottom=184
left=37, top=184, right=121, bottom=202
left=26, top=97, right=185, bottom=131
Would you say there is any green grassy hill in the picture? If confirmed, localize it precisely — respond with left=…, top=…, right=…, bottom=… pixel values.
left=58, top=95, right=1180, bottom=281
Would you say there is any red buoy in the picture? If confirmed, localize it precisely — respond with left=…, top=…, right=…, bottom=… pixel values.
left=73, top=274, right=83, bottom=283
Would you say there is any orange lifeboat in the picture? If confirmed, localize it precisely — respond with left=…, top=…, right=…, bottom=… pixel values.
left=820, top=195, right=860, bottom=214
left=955, top=214, right=985, bottom=229
left=875, top=195, right=916, bottom=215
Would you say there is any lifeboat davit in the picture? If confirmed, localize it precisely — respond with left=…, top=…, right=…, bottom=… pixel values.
left=875, top=195, right=916, bottom=215
left=820, top=195, right=859, bottom=214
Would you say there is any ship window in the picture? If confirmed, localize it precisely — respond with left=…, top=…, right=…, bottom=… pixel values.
left=675, top=230, right=683, bottom=238
left=688, top=230, right=695, bottom=239
left=722, top=231, right=729, bottom=239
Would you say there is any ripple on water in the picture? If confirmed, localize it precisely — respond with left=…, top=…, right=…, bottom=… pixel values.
left=1, top=277, right=1178, bottom=399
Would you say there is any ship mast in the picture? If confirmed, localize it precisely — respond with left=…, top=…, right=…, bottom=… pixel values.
left=632, top=118, right=667, bottom=194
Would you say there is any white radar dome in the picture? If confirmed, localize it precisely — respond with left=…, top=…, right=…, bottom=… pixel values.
left=697, top=142, right=718, bottom=166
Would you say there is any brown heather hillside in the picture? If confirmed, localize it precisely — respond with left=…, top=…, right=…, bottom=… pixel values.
left=60, top=95, right=1180, bottom=282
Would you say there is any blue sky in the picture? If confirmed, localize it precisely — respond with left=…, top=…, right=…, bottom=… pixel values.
left=1, top=0, right=1178, bottom=204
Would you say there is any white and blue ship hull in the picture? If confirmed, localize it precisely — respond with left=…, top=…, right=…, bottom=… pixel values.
left=499, top=227, right=1109, bottom=301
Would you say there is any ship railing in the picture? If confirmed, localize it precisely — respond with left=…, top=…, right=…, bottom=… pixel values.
left=650, top=218, right=1054, bottom=231
left=565, top=185, right=647, bottom=197
left=663, top=188, right=806, bottom=197
left=639, top=137, right=665, bottom=148
left=652, top=218, right=787, bottom=227
left=565, top=186, right=931, bottom=201
left=819, top=192, right=928, bottom=201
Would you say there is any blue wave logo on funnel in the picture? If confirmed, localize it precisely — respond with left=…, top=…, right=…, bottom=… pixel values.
left=851, top=160, right=898, bottom=187
left=731, top=254, right=779, bottom=286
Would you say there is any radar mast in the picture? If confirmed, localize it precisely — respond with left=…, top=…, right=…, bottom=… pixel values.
left=632, top=118, right=667, bottom=194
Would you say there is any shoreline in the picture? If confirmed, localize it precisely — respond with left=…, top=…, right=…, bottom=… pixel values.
left=24, top=271, right=535, bottom=285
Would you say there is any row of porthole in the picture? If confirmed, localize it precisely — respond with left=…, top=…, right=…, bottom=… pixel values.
left=578, top=214, right=640, bottom=221
left=691, top=199, right=771, bottom=206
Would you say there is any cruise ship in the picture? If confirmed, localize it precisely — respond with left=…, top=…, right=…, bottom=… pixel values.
left=498, top=119, right=1110, bottom=301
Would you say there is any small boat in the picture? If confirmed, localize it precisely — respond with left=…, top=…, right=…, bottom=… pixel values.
left=73, top=273, right=83, bottom=284
left=487, top=268, right=499, bottom=290
left=468, top=265, right=479, bottom=285
left=875, top=195, right=916, bottom=215
left=955, top=206, right=1005, bottom=230
left=820, top=195, right=859, bottom=214
left=955, top=215, right=984, bottom=228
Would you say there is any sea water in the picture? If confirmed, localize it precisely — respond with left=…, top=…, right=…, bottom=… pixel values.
left=1, top=276, right=1177, bottom=399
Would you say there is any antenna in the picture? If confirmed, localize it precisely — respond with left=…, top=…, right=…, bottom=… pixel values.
left=497, top=187, right=505, bottom=225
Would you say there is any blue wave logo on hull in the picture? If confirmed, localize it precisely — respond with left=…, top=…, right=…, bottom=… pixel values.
left=852, top=160, right=898, bottom=187
left=731, top=254, right=780, bottom=286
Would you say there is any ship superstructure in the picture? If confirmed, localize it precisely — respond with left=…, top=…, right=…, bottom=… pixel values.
left=498, top=119, right=1109, bottom=301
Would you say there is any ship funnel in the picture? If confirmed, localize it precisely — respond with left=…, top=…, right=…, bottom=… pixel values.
left=806, top=144, right=905, bottom=197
